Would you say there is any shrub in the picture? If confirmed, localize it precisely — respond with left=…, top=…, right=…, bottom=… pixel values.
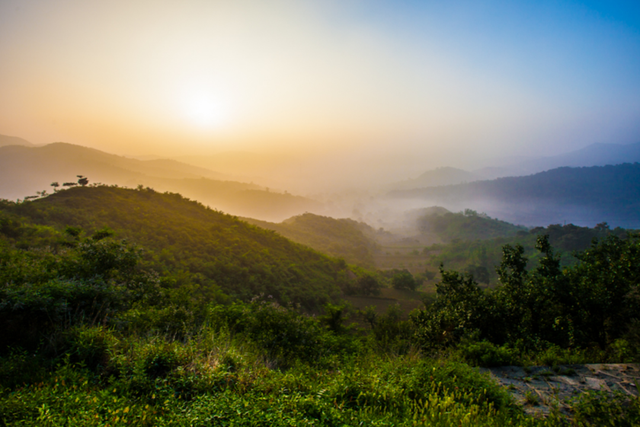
left=62, top=325, right=119, bottom=371
left=208, top=300, right=353, bottom=367
left=457, top=340, right=518, bottom=367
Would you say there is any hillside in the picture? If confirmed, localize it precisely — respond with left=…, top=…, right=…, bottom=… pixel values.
left=0, top=185, right=347, bottom=309
left=389, top=163, right=640, bottom=228
left=0, top=142, right=324, bottom=221
left=391, top=167, right=482, bottom=190
left=0, top=143, right=225, bottom=198
left=0, top=133, right=33, bottom=147
left=417, top=209, right=528, bottom=243
left=244, top=213, right=379, bottom=268
left=510, top=141, right=640, bottom=176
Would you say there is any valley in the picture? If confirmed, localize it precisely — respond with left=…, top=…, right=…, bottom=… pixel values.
left=1, top=136, right=639, bottom=425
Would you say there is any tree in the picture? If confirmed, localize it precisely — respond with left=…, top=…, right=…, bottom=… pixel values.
left=77, top=175, right=89, bottom=186
left=357, top=273, right=381, bottom=296
left=392, top=270, right=418, bottom=291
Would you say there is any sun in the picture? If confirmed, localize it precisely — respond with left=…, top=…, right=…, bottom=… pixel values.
left=182, top=92, right=229, bottom=129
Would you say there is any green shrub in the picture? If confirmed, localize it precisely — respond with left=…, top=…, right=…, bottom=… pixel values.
left=208, top=300, right=356, bottom=367
left=62, top=325, right=119, bottom=371
left=142, top=342, right=183, bottom=379
left=570, top=390, right=640, bottom=426
left=0, top=278, right=126, bottom=351
left=457, top=340, right=518, bottom=367
left=405, top=360, right=519, bottom=413
left=0, top=348, right=47, bottom=389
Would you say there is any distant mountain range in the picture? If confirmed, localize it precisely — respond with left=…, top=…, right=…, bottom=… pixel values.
left=0, top=142, right=322, bottom=221
left=501, top=141, right=640, bottom=176
left=0, top=142, right=225, bottom=196
left=390, top=167, right=482, bottom=190
left=0, top=133, right=34, bottom=148
left=398, top=141, right=640, bottom=190
left=389, top=163, right=640, bottom=228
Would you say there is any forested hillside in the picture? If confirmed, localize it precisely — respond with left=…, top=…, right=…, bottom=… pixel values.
left=0, top=185, right=346, bottom=309
left=417, top=209, right=527, bottom=242
left=424, top=222, right=627, bottom=285
left=244, top=213, right=379, bottom=268
left=1, top=190, right=639, bottom=424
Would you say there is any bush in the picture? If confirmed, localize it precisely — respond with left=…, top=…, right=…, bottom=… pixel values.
left=0, top=348, right=47, bottom=389
left=457, top=340, right=518, bottom=367
left=0, top=278, right=126, bottom=352
left=208, top=300, right=354, bottom=367
left=62, top=326, right=119, bottom=371
left=405, top=359, right=519, bottom=413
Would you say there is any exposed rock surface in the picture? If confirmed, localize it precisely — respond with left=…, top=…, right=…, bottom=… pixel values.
left=483, top=364, right=639, bottom=418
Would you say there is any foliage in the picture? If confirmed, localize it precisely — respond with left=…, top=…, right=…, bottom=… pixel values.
left=412, top=233, right=640, bottom=362
left=0, top=186, right=349, bottom=310
left=418, top=209, right=527, bottom=242
left=424, top=222, right=626, bottom=285
left=391, top=269, right=419, bottom=291
left=207, top=299, right=359, bottom=368
left=569, top=390, right=640, bottom=426
left=245, top=213, right=379, bottom=268
left=2, top=185, right=639, bottom=425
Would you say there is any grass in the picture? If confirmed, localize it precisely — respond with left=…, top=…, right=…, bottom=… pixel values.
left=524, top=391, right=540, bottom=406
left=0, top=324, right=539, bottom=427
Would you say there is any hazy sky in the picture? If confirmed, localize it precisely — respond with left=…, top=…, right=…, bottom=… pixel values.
left=1, top=0, right=640, bottom=167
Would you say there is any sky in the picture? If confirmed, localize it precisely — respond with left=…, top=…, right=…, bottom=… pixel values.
left=1, top=0, right=640, bottom=173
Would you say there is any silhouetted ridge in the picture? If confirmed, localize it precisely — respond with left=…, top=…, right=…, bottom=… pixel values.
left=389, top=163, right=640, bottom=228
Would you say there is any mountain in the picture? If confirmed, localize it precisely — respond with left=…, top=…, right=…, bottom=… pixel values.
left=484, top=141, right=640, bottom=177
left=244, top=213, right=379, bottom=268
left=0, top=142, right=224, bottom=198
left=1, top=185, right=347, bottom=309
left=0, top=142, right=323, bottom=221
left=389, top=163, right=640, bottom=228
left=0, top=133, right=34, bottom=147
left=177, top=150, right=298, bottom=182
left=525, top=141, right=640, bottom=172
left=391, top=167, right=482, bottom=190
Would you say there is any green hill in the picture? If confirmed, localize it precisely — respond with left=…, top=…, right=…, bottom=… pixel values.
left=417, top=208, right=527, bottom=243
left=0, top=186, right=346, bottom=309
left=244, top=213, right=379, bottom=268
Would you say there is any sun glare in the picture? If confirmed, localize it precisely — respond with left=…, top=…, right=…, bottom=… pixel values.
left=182, top=93, right=229, bottom=129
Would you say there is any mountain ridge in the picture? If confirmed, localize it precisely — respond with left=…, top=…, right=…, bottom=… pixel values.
left=389, top=163, right=640, bottom=228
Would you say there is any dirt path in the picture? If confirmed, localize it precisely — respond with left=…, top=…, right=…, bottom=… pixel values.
left=482, top=364, right=640, bottom=418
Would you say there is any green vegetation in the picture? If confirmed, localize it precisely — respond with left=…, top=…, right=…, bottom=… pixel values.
left=1, top=186, right=639, bottom=425
left=424, top=221, right=627, bottom=285
left=0, top=186, right=348, bottom=310
left=412, top=234, right=640, bottom=363
left=244, top=213, right=378, bottom=268
left=418, top=208, right=527, bottom=242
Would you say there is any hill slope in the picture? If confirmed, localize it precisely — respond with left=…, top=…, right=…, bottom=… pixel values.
left=391, top=167, right=482, bottom=191
left=389, top=163, right=640, bottom=228
left=0, top=133, right=34, bottom=148
left=244, top=213, right=379, bottom=268
left=0, top=142, right=323, bottom=221
left=513, top=141, right=640, bottom=175
left=1, top=186, right=347, bottom=309
left=0, top=143, right=225, bottom=198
